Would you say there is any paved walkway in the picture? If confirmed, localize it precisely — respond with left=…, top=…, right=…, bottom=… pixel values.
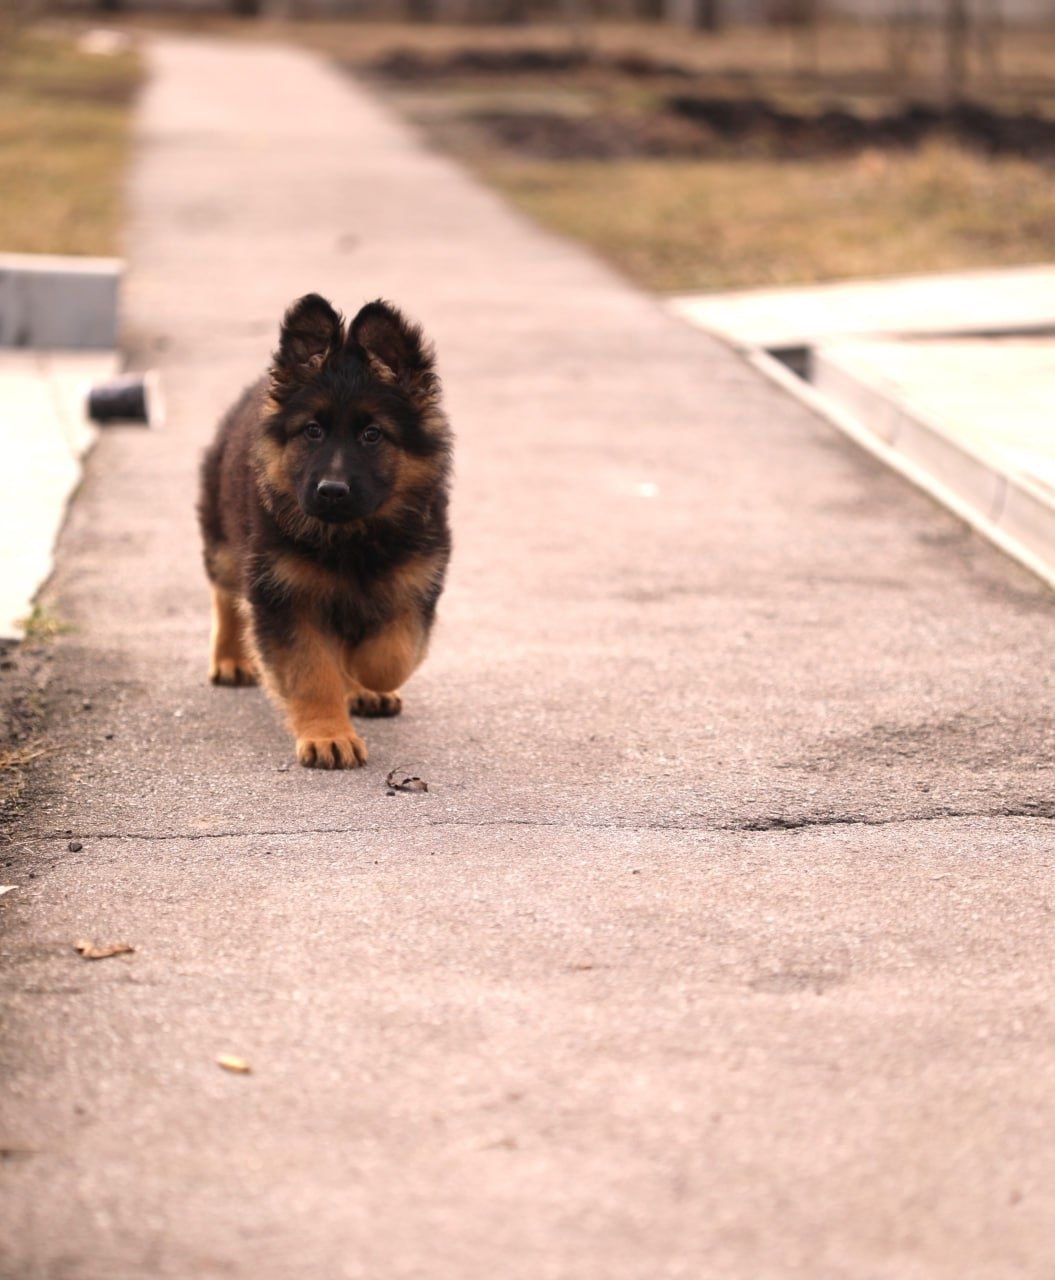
left=3, top=36, right=1055, bottom=1279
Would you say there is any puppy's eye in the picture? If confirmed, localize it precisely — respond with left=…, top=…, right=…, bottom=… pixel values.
left=304, top=421, right=324, bottom=441
left=361, top=425, right=382, bottom=445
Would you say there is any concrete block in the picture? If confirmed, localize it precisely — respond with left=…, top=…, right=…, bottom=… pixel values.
left=812, top=347, right=902, bottom=445
left=815, top=341, right=1012, bottom=519
left=895, top=414, right=1006, bottom=520
left=0, top=253, right=122, bottom=350
left=998, top=481, right=1055, bottom=571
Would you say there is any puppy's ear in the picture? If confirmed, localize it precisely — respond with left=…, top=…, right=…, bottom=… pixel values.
left=270, top=294, right=343, bottom=397
left=348, top=299, right=438, bottom=407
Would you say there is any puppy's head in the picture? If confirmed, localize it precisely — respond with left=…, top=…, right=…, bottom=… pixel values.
left=257, top=294, right=450, bottom=531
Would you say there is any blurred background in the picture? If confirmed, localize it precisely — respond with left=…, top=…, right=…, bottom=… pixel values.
left=4, top=4, right=1055, bottom=1269
left=2, top=0, right=1054, bottom=291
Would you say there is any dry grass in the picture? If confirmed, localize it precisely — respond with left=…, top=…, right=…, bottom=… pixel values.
left=49, top=15, right=1055, bottom=288
left=301, top=18, right=1055, bottom=105
left=301, top=19, right=1055, bottom=291
left=0, top=743, right=50, bottom=774
left=116, top=15, right=1055, bottom=105
left=19, top=604, right=71, bottom=642
left=0, top=31, right=142, bottom=256
left=481, top=143, right=1055, bottom=291
left=0, top=740, right=53, bottom=811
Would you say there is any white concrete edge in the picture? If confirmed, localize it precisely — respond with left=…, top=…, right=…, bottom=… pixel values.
left=143, top=368, right=166, bottom=430
left=0, top=350, right=121, bottom=640
left=667, top=262, right=1055, bottom=350
left=747, top=347, right=1055, bottom=595
left=0, top=252, right=123, bottom=274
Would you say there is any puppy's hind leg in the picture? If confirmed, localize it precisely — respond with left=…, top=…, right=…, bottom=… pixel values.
left=345, top=614, right=426, bottom=720
left=208, top=586, right=258, bottom=687
left=348, top=681, right=403, bottom=718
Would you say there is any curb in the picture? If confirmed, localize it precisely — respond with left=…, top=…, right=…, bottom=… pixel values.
left=0, top=350, right=119, bottom=639
left=747, top=346, right=1055, bottom=593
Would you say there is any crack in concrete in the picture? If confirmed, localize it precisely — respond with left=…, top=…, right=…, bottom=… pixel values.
left=722, top=804, right=1055, bottom=832
left=12, top=804, right=1055, bottom=846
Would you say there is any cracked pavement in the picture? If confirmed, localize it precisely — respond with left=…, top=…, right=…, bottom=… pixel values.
left=3, top=34, right=1055, bottom=1280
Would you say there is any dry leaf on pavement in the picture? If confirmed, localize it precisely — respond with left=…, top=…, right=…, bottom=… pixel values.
left=384, top=770, right=428, bottom=793
left=74, top=939, right=134, bottom=960
left=217, top=1054, right=252, bottom=1074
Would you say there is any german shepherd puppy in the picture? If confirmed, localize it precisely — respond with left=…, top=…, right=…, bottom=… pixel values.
left=198, top=294, right=451, bottom=768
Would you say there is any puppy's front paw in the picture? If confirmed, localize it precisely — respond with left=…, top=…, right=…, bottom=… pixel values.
left=349, top=689, right=402, bottom=718
left=296, top=729, right=368, bottom=769
left=209, top=657, right=258, bottom=687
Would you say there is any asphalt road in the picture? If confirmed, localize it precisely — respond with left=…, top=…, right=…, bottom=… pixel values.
left=3, top=36, right=1054, bottom=1280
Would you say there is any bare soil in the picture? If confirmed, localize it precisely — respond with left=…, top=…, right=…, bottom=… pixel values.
left=369, top=45, right=1055, bottom=161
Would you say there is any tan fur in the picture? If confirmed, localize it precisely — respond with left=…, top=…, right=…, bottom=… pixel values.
left=254, top=435, right=289, bottom=504
left=345, top=611, right=427, bottom=695
left=385, top=551, right=446, bottom=604
left=348, top=687, right=402, bottom=717
left=267, top=548, right=444, bottom=616
left=207, top=546, right=241, bottom=594
left=374, top=433, right=448, bottom=518
left=268, top=552, right=343, bottom=603
left=265, top=619, right=367, bottom=769
left=208, top=585, right=258, bottom=686
left=364, top=353, right=398, bottom=386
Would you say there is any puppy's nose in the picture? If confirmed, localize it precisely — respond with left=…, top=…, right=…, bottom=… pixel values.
left=316, top=479, right=350, bottom=502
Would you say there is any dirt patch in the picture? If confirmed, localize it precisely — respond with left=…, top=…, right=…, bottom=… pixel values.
left=461, top=98, right=1055, bottom=161
left=360, top=36, right=1055, bottom=289
left=372, top=46, right=694, bottom=81
left=669, top=95, right=1055, bottom=159
left=792, top=712, right=1055, bottom=776
left=0, top=641, right=55, bottom=835
left=467, top=108, right=710, bottom=160
left=372, top=43, right=1055, bottom=161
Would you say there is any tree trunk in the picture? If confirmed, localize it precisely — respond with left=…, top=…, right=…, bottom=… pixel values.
left=696, top=0, right=721, bottom=32
left=944, top=0, right=969, bottom=101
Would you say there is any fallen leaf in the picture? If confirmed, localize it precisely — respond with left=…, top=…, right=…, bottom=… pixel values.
left=74, top=939, right=134, bottom=960
left=0, top=886, right=16, bottom=897
left=481, top=1135, right=519, bottom=1151
left=217, top=1054, right=251, bottom=1074
left=384, top=769, right=428, bottom=793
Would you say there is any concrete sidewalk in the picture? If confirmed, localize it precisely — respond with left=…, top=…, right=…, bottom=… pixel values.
left=3, top=35, right=1055, bottom=1280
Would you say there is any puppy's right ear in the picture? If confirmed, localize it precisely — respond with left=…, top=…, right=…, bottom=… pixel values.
left=270, top=294, right=343, bottom=398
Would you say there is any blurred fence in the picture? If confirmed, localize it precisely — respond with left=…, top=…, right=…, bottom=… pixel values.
left=26, top=0, right=1055, bottom=24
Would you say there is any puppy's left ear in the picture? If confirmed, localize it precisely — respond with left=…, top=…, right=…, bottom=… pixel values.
left=349, top=300, right=439, bottom=407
